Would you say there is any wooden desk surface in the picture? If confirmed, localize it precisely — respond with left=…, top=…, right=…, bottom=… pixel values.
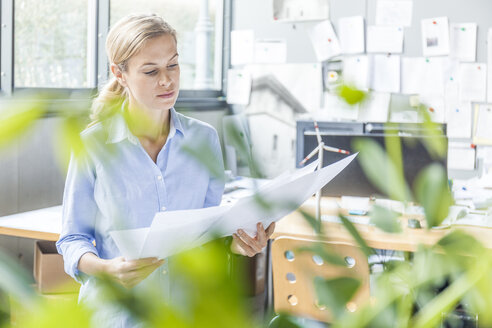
left=0, top=206, right=61, bottom=241
left=273, top=199, right=492, bottom=252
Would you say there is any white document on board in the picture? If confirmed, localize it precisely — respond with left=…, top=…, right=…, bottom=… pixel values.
left=421, top=17, right=450, bottom=57
left=231, top=30, right=255, bottom=66
left=375, top=0, right=413, bottom=27
left=458, top=63, right=487, bottom=102
left=308, top=20, right=342, bottom=61
left=488, top=28, right=492, bottom=103
left=254, top=40, right=287, bottom=64
left=338, top=16, right=365, bottom=54
left=449, top=23, right=477, bottom=62
left=226, top=69, right=252, bottom=105
left=367, top=26, right=404, bottom=53
left=324, top=91, right=359, bottom=121
left=342, top=55, right=369, bottom=90
left=475, top=104, right=492, bottom=141
left=110, top=154, right=357, bottom=260
left=401, top=57, right=444, bottom=95
left=448, top=143, right=475, bottom=171
left=357, top=92, right=390, bottom=123
left=370, top=54, right=400, bottom=93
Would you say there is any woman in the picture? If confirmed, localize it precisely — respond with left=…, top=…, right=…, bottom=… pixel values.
left=56, top=13, right=274, bottom=327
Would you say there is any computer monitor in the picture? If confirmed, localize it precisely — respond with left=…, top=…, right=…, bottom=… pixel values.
left=297, top=121, right=448, bottom=198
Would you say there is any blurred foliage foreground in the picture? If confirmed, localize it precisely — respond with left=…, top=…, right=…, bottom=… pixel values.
left=0, top=91, right=491, bottom=328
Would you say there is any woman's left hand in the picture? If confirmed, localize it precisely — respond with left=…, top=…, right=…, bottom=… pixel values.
left=231, top=222, right=276, bottom=257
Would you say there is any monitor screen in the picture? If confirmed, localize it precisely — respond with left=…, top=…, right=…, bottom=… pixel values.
left=302, top=134, right=448, bottom=198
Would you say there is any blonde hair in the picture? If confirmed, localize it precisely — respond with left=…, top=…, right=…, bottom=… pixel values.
left=89, top=14, right=177, bottom=125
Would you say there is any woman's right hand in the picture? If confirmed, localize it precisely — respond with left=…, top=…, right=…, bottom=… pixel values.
left=103, top=256, right=165, bottom=289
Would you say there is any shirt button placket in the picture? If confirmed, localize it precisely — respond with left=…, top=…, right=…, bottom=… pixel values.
left=156, top=174, right=167, bottom=212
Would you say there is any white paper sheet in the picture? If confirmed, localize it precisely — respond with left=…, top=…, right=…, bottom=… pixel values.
left=448, top=143, right=476, bottom=170
left=420, top=94, right=445, bottom=123
left=450, top=23, right=477, bottom=62
left=446, top=101, right=472, bottom=139
left=342, top=55, right=369, bottom=90
left=226, top=69, right=252, bottom=105
left=210, top=154, right=357, bottom=236
left=370, top=54, right=400, bottom=93
left=338, top=16, right=365, bottom=54
left=254, top=40, right=287, bottom=64
left=273, top=0, right=329, bottom=22
left=110, top=155, right=357, bottom=259
left=488, top=29, right=492, bottom=103
left=366, top=26, right=404, bottom=53
left=375, top=0, right=413, bottom=27
left=475, top=104, right=492, bottom=140
left=400, top=57, right=444, bottom=95
left=357, top=92, right=390, bottom=122
left=308, top=20, right=342, bottom=61
left=421, top=17, right=449, bottom=57
left=459, top=63, right=487, bottom=102
left=231, top=30, right=255, bottom=66
left=324, top=91, right=359, bottom=121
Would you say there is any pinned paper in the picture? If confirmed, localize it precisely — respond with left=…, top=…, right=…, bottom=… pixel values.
left=324, top=91, right=359, bottom=121
left=446, top=101, right=472, bottom=139
left=488, top=29, right=492, bottom=103
left=367, top=26, right=404, bottom=53
left=474, top=104, right=492, bottom=142
left=308, top=20, right=342, bottom=61
left=420, top=94, right=445, bottom=123
left=400, top=57, right=444, bottom=95
left=448, top=143, right=476, bottom=170
left=421, top=17, right=450, bottom=57
left=357, top=92, right=390, bottom=122
left=342, top=55, right=369, bottom=90
left=226, top=69, right=252, bottom=105
left=450, top=23, right=477, bottom=62
left=273, top=0, right=329, bottom=22
left=254, top=40, right=287, bottom=64
left=370, top=54, right=400, bottom=93
left=338, top=16, right=365, bottom=54
left=375, top=0, right=413, bottom=27
left=231, top=30, right=254, bottom=66
left=458, top=63, right=487, bottom=102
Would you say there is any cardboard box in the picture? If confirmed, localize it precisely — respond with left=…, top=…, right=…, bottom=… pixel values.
left=34, top=241, right=80, bottom=294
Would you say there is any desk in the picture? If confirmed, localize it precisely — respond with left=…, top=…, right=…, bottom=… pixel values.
left=272, top=198, right=492, bottom=252
left=0, top=206, right=61, bottom=241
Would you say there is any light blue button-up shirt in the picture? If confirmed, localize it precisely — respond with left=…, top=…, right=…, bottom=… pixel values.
left=56, top=106, right=224, bottom=327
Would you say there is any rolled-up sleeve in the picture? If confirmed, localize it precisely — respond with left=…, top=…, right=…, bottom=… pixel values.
left=56, top=152, right=99, bottom=284
left=203, top=130, right=225, bottom=208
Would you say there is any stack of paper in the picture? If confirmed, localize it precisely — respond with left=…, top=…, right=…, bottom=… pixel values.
left=110, top=154, right=357, bottom=260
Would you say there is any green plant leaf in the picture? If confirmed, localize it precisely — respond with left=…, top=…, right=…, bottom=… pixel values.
left=353, top=138, right=413, bottom=202
left=414, top=163, right=452, bottom=228
left=339, top=215, right=375, bottom=257
left=299, top=209, right=322, bottom=234
left=337, top=84, right=367, bottom=106
left=370, top=204, right=402, bottom=233
left=314, top=276, right=361, bottom=317
left=0, top=100, right=46, bottom=149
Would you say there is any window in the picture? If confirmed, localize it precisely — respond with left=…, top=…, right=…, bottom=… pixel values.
left=110, top=0, right=223, bottom=91
left=14, top=0, right=92, bottom=88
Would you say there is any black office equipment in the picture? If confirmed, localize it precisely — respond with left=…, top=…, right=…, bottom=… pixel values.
left=296, top=121, right=448, bottom=198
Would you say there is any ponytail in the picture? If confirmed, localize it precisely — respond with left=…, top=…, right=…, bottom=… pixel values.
left=88, top=77, right=127, bottom=127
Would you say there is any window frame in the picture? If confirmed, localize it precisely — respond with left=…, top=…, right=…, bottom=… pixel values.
left=0, top=0, right=231, bottom=111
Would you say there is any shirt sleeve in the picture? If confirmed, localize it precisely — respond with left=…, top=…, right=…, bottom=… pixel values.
left=203, top=130, right=225, bottom=208
left=56, top=152, right=99, bottom=284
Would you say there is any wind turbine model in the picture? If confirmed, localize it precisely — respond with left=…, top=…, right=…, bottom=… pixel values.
left=299, top=121, right=350, bottom=221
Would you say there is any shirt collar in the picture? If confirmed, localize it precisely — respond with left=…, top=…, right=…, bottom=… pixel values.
left=105, top=102, right=185, bottom=145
